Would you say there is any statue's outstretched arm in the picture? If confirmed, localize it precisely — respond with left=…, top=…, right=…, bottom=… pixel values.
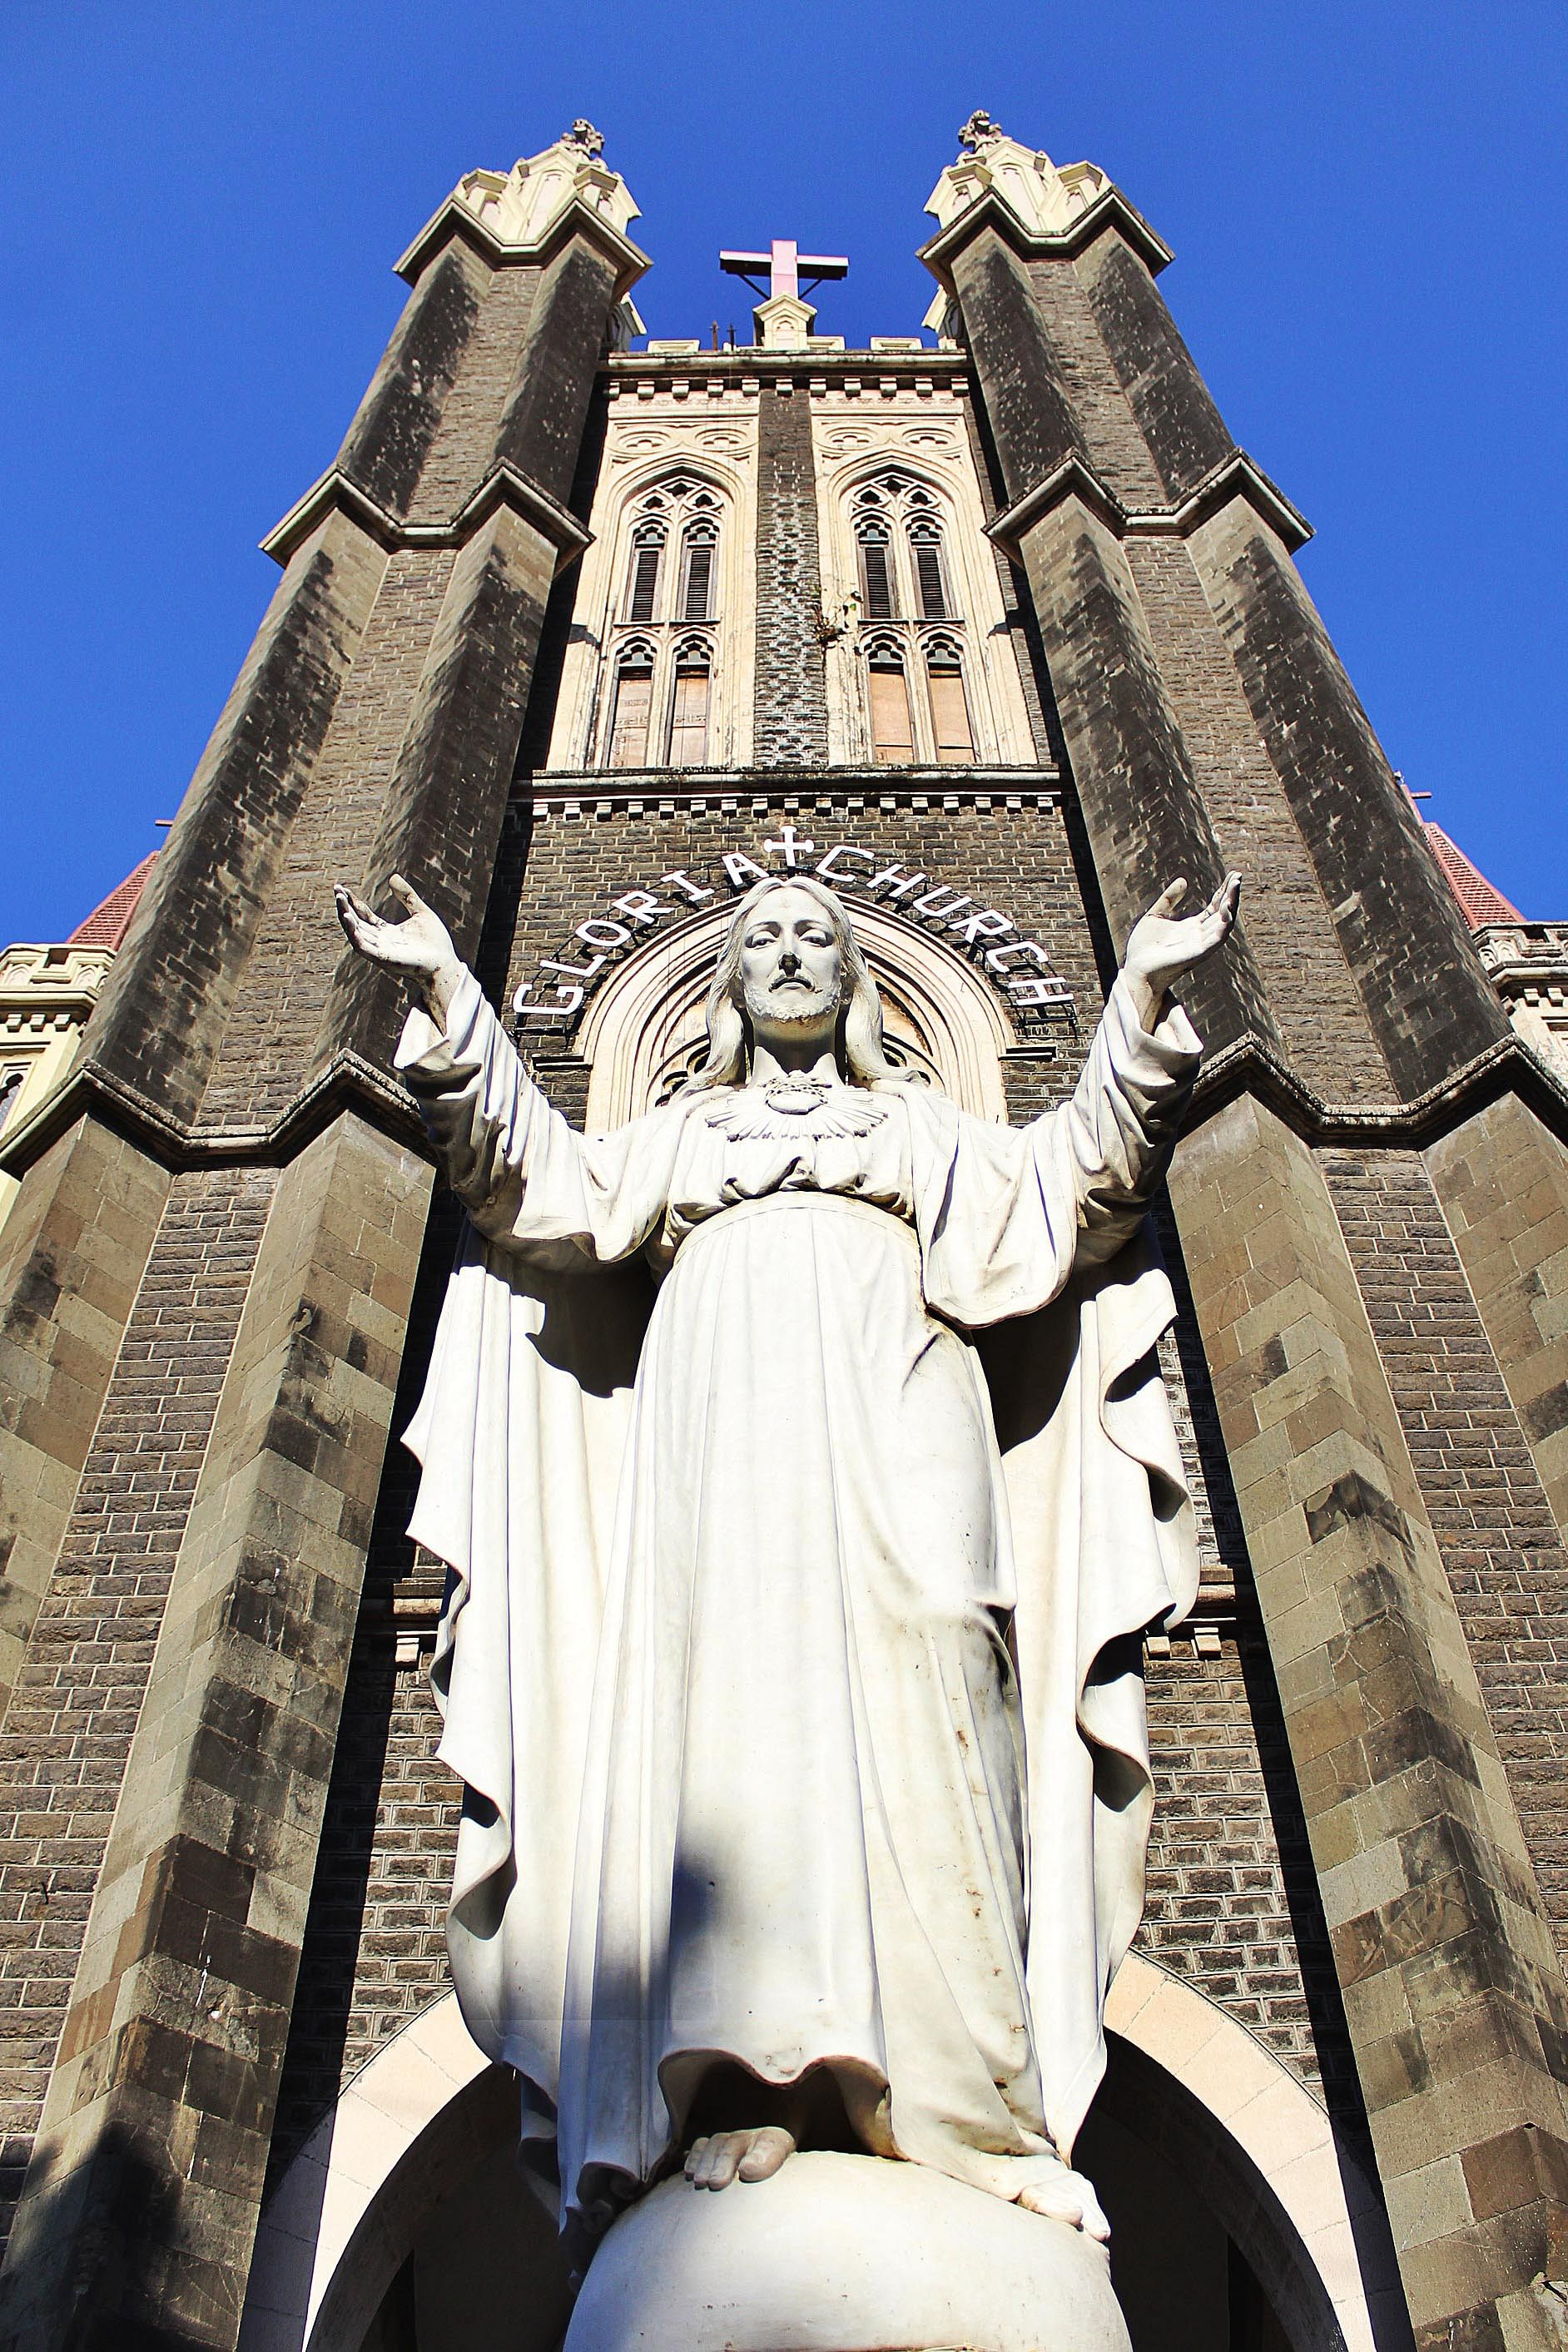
left=1119, top=871, right=1241, bottom=1031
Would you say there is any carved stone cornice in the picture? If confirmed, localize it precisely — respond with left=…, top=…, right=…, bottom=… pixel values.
left=395, top=188, right=650, bottom=300
left=0, top=1049, right=431, bottom=1181
left=260, top=459, right=593, bottom=572
left=917, top=183, right=1174, bottom=291
left=1183, top=1027, right=1568, bottom=1152
left=985, top=449, right=1312, bottom=559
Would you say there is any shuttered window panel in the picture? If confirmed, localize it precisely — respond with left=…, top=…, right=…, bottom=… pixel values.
left=668, top=667, right=711, bottom=767
left=928, top=663, right=974, bottom=764
left=682, top=543, right=713, bottom=621
left=915, top=543, right=947, bottom=619
left=608, top=669, right=653, bottom=768
left=869, top=663, right=914, bottom=763
left=860, top=542, right=895, bottom=620
left=629, top=543, right=662, bottom=623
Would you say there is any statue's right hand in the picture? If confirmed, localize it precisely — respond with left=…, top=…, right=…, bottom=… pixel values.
left=334, top=875, right=463, bottom=1018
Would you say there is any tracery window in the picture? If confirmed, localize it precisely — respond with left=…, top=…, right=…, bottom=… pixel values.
left=846, top=474, right=978, bottom=765
left=598, top=476, right=727, bottom=769
left=925, top=638, right=974, bottom=763
left=608, top=640, right=656, bottom=768
left=866, top=638, right=915, bottom=764
left=667, top=638, right=712, bottom=767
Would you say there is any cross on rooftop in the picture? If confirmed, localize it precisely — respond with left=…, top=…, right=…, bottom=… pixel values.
left=719, top=239, right=849, bottom=305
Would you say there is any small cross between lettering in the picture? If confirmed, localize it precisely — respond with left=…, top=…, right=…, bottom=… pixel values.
left=763, top=826, right=816, bottom=870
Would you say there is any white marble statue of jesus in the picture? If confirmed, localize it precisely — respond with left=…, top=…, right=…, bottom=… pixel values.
left=335, top=866, right=1238, bottom=2255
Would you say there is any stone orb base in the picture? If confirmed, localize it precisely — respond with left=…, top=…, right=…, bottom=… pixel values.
left=563, top=2150, right=1132, bottom=2352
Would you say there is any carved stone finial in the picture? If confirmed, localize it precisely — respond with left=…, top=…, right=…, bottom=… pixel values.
left=563, top=119, right=604, bottom=157
left=958, top=109, right=1003, bottom=152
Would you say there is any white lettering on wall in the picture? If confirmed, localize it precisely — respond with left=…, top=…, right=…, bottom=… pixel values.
left=513, top=833, right=1078, bottom=1035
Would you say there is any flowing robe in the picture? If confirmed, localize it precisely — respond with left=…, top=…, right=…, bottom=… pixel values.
left=396, top=971, right=1200, bottom=2230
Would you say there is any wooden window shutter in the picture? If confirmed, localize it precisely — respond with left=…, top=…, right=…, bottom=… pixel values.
left=668, top=666, right=711, bottom=767
left=927, top=659, right=974, bottom=764
left=869, top=662, right=914, bottom=763
left=608, top=667, right=653, bottom=767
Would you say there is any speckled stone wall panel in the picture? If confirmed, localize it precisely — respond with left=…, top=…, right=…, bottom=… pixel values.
left=0, top=1117, right=431, bottom=2351
left=752, top=386, right=829, bottom=767
left=0, top=1166, right=275, bottom=2253
left=1124, top=535, right=1390, bottom=1099
left=0, top=1121, right=171, bottom=1719
left=1069, top=233, right=1233, bottom=502
left=336, top=242, right=490, bottom=520
left=1324, top=1147, right=1568, bottom=1958
left=1187, top=504, right=1509, bottom=1102
left=1427, top=1096, right=1568, bottom=1559
left=1168, top=1094, right=1568, bottom=2351
left=78, top=512, right=390, bottom=1129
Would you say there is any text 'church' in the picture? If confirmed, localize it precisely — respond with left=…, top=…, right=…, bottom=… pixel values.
left=2, top=115, right=1567, bottom=2352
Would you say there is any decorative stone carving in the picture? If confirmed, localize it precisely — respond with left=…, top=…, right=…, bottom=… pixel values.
left=925, top=124, right=1109, bottom=240
left=451, top=129, right=641, bottom=251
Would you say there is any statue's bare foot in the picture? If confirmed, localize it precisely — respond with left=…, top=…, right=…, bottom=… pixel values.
left=683, top=2126, right=796, bottom=2189
left=1019, top=2164, right=1111, bottom=2243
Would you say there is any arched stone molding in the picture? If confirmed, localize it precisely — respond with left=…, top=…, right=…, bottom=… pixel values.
left=547, top=421, right=759, bottom=772
left=576, top=895, right=1015, bottom=1129
left=811, top=426, right=1037, bottom=767
left=1106, top=1953, right=1399, bottom=2352
left=237, top=1993, right=504, bottom=2352
left=240, top=1963, right=1395, bottom=2352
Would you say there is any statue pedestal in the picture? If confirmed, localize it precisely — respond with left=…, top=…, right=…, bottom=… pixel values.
left=563, top=2151, right=1132, bottom=2352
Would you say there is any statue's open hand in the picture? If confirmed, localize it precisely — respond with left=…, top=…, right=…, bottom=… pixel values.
left=334, top=875, right=462, bottom=1020
left=1121, top=871, right=1240, bottom=1020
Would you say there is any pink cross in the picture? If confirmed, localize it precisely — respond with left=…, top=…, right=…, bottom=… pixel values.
left=719, top=239, right=848, bottom=304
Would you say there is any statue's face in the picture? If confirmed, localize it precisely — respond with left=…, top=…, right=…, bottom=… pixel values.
left=737, top=886, right=845, bottom=1054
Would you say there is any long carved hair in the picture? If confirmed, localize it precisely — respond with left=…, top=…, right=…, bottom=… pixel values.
left=688, top=876, right=915, bottom=1091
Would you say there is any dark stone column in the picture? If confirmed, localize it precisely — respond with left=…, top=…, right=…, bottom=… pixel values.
left=1188, top=501, right=1510, bottom=1099
left=753, top=382, right=829, bottom=767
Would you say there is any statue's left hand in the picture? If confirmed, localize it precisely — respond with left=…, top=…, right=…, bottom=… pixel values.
left=1120, top=871, right=1240, bottom=1025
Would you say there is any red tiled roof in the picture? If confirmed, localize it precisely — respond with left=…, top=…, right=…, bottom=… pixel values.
left=69, top=852, right=157, bottom=951
left=1422, top=823, right=1521, bottom=930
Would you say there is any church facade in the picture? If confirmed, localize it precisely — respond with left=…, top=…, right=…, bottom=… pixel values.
left=1, top=116, right=1566, bottom=2352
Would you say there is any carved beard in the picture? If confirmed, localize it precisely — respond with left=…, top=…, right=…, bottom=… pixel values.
left=741, top=974, right=841, bottom=1034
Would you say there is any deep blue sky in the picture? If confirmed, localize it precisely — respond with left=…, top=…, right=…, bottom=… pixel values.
left=2, top=2, right=1564, bottom=945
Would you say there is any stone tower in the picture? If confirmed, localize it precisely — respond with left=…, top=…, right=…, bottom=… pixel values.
left=1, top=114, right=1566, bottom=2352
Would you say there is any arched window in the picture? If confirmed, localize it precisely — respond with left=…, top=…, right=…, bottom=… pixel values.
left=908, top=519, right=950, bottom=621
left=856, top=516, right=896, bottom=621
left=626, top=522, right=665, bottom=623
left=925, top=639, right=974, bottom=763
left=866, top=638, right=914, bottom=764
left=608, top=641, right=655, bottom=768
left=679, top=520, right=717, bottom=622
left=667, top=638, right=712, bottom=767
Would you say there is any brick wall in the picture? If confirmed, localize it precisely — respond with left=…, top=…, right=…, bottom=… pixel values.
left=0, top=1165, right=275, bottom=2247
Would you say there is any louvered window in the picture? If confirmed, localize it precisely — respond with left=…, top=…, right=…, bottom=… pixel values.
left=628, top=540, right=662, bottom=623
left=912, top=536, right=948, bottom=620
left=859, top=535, right=895, bottom=620
left=681, top=535, right=715, bottom=621
left=0, top=1069, right=23, bottom=1136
